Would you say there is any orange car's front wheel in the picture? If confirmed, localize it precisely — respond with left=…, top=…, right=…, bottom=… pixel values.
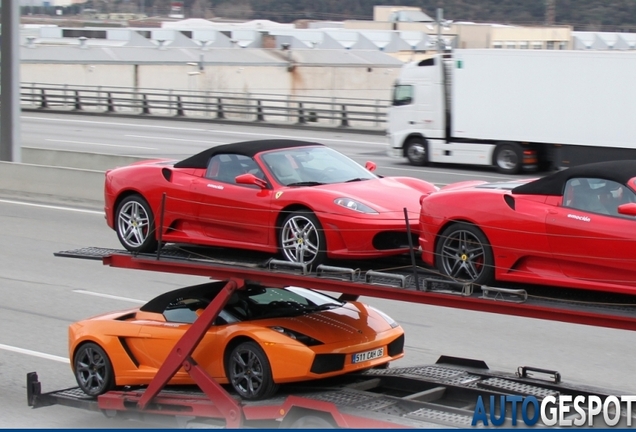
left=227, top=341, right=279, bottom=400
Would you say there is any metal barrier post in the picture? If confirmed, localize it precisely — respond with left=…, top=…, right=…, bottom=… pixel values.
left=106, top=92, right=115, bottom=112
left=340, top=104, right=349, bottom=127
left=73, top=90, right=81, bottom=110
left=217, top=97, right=225, bottom=119
left=297, top=102, right=306, bottom=124
left=142, top=94, right=150, bottom=114
left=175, top=95, right=185, bottom=116
left=255, top=100, right=264, bottom=121
left=39, top=89, right=48, bottom=108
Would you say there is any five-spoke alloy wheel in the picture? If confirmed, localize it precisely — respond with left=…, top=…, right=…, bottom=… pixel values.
left=435, top=223, right=494, bottom=285
left=74, top=342, right=115, bottom=396
left=227, top=341, right=278, bottom=400
left=115, top=194, right=158, bottom=253
left=279, top=211, right=327, bottom=267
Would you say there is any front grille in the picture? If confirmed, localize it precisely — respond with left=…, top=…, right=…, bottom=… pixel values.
left=372, top=231, right=418, bottom=250
left=310, top=354, right=346, bottom=374
left=387, top=334, right=405, bottom=357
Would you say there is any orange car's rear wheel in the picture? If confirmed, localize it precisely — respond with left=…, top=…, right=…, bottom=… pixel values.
left=227, top=341, right=279, bottom=400
left=74, top=342, right=115, bottom=396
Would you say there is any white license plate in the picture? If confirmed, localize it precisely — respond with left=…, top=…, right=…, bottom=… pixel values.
left=352, top=347, right=384, bottom=364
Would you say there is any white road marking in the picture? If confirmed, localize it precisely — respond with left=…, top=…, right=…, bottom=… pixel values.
left=73, top=289, right=146, bottom=304
left=0, top=199, right=103, bottom=215
left=205, top=129, right=386, bottom=145
left=0, top=343, right=69, bottom=363
left=125, top=134, right=223, bottom=145
left=25, top=115, right=206, bottom=131
left=45, top=138, right=157, bottom=150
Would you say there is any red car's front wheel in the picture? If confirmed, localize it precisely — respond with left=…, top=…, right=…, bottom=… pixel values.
left=279, top=211, right=327, bottom=267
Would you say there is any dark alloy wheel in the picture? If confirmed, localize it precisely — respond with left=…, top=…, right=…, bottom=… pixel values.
left=227, top=341, right=279, bottom=400
left=405, top=137, right=428, bottom=166
left=279, top=210, right=327, bottom=267
left=74, top=342, right=115, bottom=396
left=115, top=194, right=158, bottom=253
left=435, top=223, right=495, bottom=285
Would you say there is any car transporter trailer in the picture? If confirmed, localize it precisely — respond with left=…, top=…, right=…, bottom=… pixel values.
left=27, top=245, right=636, bottom=428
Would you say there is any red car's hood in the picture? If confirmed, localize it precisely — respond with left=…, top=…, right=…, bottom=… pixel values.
left=259, top=302, right=396, bottom=344
left=296, top=177, right=436, bottom=214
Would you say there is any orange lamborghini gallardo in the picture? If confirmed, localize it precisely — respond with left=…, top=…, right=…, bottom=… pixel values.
left=69, top=281, right=405, bottom=400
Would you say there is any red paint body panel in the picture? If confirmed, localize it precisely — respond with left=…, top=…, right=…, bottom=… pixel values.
left=420, top=177, right=636, bottom=295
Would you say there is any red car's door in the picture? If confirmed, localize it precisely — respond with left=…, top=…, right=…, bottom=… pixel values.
left=191, top=154, right=274, bottom=246
left=546, top=207, right=636, bottom=286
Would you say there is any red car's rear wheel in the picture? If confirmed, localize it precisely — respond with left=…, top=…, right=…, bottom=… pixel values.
left=115, top=194, right=158, bottom=253
left=435, top=223, right=494, bottom=285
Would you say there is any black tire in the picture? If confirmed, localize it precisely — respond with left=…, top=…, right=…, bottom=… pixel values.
left=405, top=137, right=428, bottom=166
left=115, top=194, right=158, bottom=253
left=73, top=342, right=116, bottom=396
left=435, top=223, right=494, bottom=285
left=279, top=210, right=327, bottom=267
left=289, top=415, right=335, bottom=428
left=227, top=341, right=279, bottom=400
left=493, top=142, right=523, bottom=174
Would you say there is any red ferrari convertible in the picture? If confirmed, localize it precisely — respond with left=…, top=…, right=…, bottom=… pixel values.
left=105, top=140, right=437, bottom=266
left=419, top=160, right=636, bottom=295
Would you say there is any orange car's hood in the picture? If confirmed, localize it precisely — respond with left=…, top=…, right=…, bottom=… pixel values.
left=260, top=302, right=395, bottom=344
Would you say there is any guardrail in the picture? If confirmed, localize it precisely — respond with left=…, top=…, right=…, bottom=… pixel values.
left=21, top=83, right=389, bottom=130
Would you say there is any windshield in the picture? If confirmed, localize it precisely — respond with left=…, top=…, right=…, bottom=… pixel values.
left=260, top=146, right=377, bottom=186
left=227, top=286, right=345, bottom=320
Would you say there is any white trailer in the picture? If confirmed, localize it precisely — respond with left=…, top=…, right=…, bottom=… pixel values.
left=387, top=49, right=636, bottom=174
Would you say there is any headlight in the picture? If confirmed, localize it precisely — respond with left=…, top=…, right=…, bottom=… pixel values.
left=369, top=306, right=400, bottom=328
left=269, top=326, right=323, bottom=346
left=334, top=198, right=378, bottom=214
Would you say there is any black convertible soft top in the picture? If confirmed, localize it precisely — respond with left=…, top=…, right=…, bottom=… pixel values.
left=174, top=139, right=323, bottom=169
left=512, top=160, right=636, bottom=196
left=140, top=281, right=226, bottom=313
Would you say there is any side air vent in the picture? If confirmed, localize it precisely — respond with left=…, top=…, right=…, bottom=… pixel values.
left=504, top=194, right=515, bottom=210
left=162, top=168, right=173, bottom=182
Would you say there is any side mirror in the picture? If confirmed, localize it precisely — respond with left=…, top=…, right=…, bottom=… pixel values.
left=365, top=161, right=377, bottom=172
left=617, top=202, right=636, bottom=217
left=235, top=173, right=267, bottom=189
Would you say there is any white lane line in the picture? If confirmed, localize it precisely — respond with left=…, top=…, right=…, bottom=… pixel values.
left=73, top=289, right=146, bottom=304
left=24, top=115, right=207, bottom=131
left=125, top=134, right=223, bottom=145
left=24, top=114, right=385, bottom=146
left=0, top=343, right=69, bottom=363
left=0, top=199, right=103, bottom=215
left=45, top=138, right=157, bottom=150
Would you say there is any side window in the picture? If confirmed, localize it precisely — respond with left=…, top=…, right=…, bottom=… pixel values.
left=563, top=178, right=634, bottom=216
left=205, top=154, right=264, bottom=184
left=392, top=84, right=413, bottom=106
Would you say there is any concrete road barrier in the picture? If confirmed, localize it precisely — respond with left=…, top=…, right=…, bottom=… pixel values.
left=0, top=148, right=150, bottom=207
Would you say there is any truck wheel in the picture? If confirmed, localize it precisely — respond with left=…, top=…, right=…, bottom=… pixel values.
left=435, top=223, right=494, bottom=285
left=115, top=194, right=158, bottom=253
left=494, top=143, right=522, bottom=174
left=405, top=138, right=428, bottom=166
left=290, top=415, right=335, bottom=428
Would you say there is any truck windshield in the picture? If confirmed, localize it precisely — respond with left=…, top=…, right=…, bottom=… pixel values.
left=392, top=84, right=413, bottom=106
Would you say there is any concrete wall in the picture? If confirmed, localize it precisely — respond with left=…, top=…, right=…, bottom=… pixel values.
left=0, top=148, right=147, bottom=207
left=22, top=63, right=399, bottom=101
